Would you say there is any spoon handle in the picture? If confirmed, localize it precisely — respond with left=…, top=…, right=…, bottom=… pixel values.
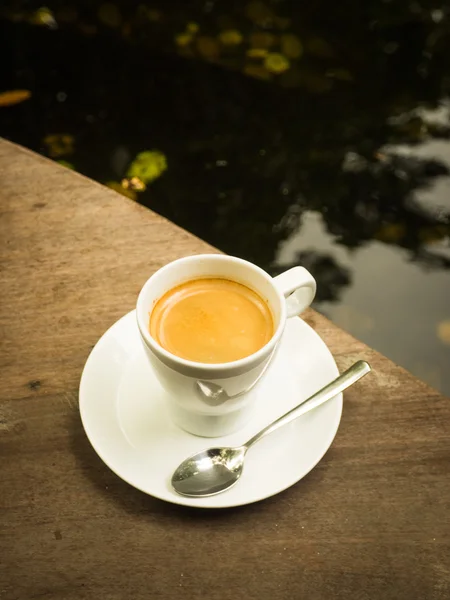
left=244, top=360, right=371, bottom=449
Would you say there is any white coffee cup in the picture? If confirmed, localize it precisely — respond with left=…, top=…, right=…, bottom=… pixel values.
left=136, top=254, right=316, bottom=437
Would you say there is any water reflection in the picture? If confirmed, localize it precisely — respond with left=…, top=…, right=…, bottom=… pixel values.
left=276, top=211, right=450, bottom=393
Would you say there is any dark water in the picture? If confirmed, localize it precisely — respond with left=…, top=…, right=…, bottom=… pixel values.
left=1, top=1, right=449, bottom=393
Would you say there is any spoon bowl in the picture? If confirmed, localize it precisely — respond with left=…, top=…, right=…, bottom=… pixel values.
left=171, top=447, right=246, bottom=497
left=172, top=360, right=371, bottom=497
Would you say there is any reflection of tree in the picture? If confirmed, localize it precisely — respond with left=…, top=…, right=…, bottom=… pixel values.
left=303, top=152, right=450, bottom=262
left=1, top=0, right=450, bottom=286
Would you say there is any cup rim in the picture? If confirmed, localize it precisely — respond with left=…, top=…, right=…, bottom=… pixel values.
left=136, top=254, right=287, bottom=373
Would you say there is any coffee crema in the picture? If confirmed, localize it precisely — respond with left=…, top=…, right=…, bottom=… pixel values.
left=149, top=278, right=274, bottom=363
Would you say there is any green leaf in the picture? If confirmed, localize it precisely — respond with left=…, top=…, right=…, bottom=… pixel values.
left=126, top=151, right=168, bottom=184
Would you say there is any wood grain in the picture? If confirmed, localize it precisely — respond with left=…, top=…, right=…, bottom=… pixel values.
left=1, top=139, right=449, bottom=600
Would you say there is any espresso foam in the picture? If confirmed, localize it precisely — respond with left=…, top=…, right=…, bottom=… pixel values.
left=149, top=278, right=274, bottom=363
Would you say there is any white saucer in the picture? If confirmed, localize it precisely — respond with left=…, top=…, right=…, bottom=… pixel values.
left=79, top=311, right=342, bottom=508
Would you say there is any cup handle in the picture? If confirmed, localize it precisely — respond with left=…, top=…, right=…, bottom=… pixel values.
left=273, top=267, right=317, bottom=318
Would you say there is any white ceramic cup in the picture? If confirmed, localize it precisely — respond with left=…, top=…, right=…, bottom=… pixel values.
left=136, top=254, right=316, bottom=437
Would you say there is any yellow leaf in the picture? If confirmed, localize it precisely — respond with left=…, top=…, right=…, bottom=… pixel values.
left=126, top=150, right=167, bottom=184
left=0, top=89, right=31, bottom=107
left=106, top=181, right=137, bottom=201
left=196, top=36, right=220, bottom=60
left=246, top=48, right=268, bottom=59
left=264, top=53, right=290, bottom=74
left=29, top=7, right=57, bottom=29
left=218, top=29, right=243, bottom=46
left=175, top=33, right=192, bottom=47
left=121, top=176, right=146, bottom=191
left=280, top=34, right=303, bottom=59
left=43, top=134, right=74, bottom=157
left=187, top=22, right=199, bottom=34
left=98, top=3, right=121, bottom=28
left=437, top=320, right=450, bottom=345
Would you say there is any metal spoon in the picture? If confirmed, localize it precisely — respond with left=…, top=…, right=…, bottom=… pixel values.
left=172, top=360, right=371, bottom=497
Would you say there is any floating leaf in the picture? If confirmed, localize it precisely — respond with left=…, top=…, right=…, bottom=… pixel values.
left=218, top=29, right=243, bottom=46
left=106, top=181, right=137, bottom=201
left=187, top=22, right=199, bottom=34
left=43, top=134, right=74, bottom=157
left=126, top=151, right=167, bottom=184
left=29, top=7, right=57, bottom=29
left=264, top=53, right=290, bottom=74
left=57, top=160, right=75, bottom=170
left=246, top=48, right=268, bottom=58
left=280, top=34, right=303, bottom=59
left=121, top=176, right=146, bottom=191
left=0, top=89, right=31, bottom=107
left=437, top=320, right=450, bottom=345
left=196, top=36, right=220, bottom=60
left=98, top=3, right=121, bottom=28
left=175, top=33, right=193, bottom=47
left=249, top=32, right=276, bottom=49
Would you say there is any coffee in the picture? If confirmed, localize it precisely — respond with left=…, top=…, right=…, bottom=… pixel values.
left=149, top=278, right=274, bottom=363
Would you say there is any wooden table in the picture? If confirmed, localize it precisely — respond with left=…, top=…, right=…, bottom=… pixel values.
left=1, top=139, right=449, bottom=600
